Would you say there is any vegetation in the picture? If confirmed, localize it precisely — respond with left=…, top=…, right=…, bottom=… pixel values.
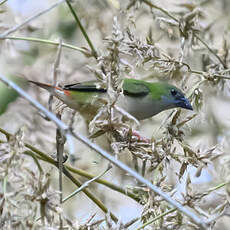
left=0, top=0, right=230, bottom=229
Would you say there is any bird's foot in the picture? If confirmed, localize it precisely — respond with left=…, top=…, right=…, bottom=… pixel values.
left=132, top=130, right=150, bottom=143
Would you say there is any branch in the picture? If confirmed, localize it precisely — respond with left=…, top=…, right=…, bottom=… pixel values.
left=51, top=40, right=64, bottom=228
left=195, top=35, right=227, bottom=68
left=138, top=208, right=177, bottom=229
left=142, top=0, right=179, bottom=22
left=65, top=0, right=98, bottom=58
left=0, top=0, right=65, bottom=38
left=0, top=36, right=86, bottom=53
left=0, top=0, right=8, bottom=6
left=62, top=164, right=112, bottom=203
left=49, top=39, right=62, bottom=111
left=61, top=165, right=118, bottom=222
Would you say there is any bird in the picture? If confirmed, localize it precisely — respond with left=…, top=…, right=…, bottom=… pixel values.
left=29, top=78, right=193, bottom=121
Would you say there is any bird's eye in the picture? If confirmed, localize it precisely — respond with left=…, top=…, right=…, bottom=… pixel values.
left=171, top=89, right=177, bottom=96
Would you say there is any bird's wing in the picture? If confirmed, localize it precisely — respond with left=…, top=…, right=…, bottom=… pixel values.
left=63, top=81, right=107, bottom=93
left=63, top=79, right=150, bottom=97
left=123, top=80, right=149, bottom=97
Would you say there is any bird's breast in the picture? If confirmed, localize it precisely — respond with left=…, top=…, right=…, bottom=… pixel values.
left=116, top=94, right=166, bottom=120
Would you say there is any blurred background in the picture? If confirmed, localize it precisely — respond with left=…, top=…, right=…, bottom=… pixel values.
left=1, top=0, right=230, bottom=229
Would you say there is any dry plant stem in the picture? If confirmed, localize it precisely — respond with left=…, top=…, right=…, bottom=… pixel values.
left=207, top=182, right=227, bottom=193
left=25, top=148, right=139, bottom=201
left=142, top=0, right=226, bottom=68
left=142, top=0, right=179, bottom=22
left=65, top=0, right=107, bottom=75
left=20, top=147, right=119, bottom=223
left=2, top=128, right=227, bottom=227
left=52, top=39, right=62, bottom=85
left=0, top=0, right=7, bottom=6
left=22, top=150, right=119, bottom=223
left=169, top=59, right=230, bottom=80
left=39, top=152, right=139, bottom=201
left=0, top=75, right=207, bottom=229
left=62, top=164, right=112, bottom=203
left=68, top=110, right=77, bottom=129
left=72, top=129, right=208, bottom=229
left=195, top=35, right=227, bottom=68
left=56, top=114, right=65, bottom=228
left=4, top=35, right=228, bottom=80
left=65, top=0, right=98, bottom=58
left=0, top=128, right=139, bottom=202
left=56, top=124, right=64, bottom=204
left=61, top=166, right=118, bottom=223
left=0, top=36, right=86, bottom=53
left=137, top=208, right=177, bottom=230
left=123, top=217, right=139, bottom=228
left=0, top=0, right=65, bottom=38
left=51, top=40, right=64, bottom=228
left=157, top=59, right=230, bottom=80
left=49, top=39, right=62, bottom=111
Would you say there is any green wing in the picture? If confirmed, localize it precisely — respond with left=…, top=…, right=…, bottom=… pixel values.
left=123, top=79, right=149, bottom=97
left=63, top=79, right=150, bottom=97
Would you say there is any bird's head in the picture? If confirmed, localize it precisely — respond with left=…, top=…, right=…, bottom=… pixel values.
left=148, top=82, right=193, bottom=111
left=158, top=84, right=193, bottom=111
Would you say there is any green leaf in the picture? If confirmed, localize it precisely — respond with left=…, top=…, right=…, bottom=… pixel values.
left=0, top=75, right=28, bottom=115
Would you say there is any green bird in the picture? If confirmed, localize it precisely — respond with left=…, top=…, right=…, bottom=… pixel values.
left=29, top=79, right=193, bottom=121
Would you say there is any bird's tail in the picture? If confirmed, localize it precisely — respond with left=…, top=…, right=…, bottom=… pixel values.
left=29, top=80, right=59, bottom=94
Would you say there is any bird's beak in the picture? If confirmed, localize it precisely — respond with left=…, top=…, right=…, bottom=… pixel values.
left=176, top=96, right=193, bottom=111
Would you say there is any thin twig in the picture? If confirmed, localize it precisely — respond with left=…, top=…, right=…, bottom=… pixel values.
left=0, top=74, right=208, bottom=229
left=65, top=0, right=107, bottom=75
left=61, top=165, right=119, bottom=222
left=207, top=182, right=227, bottom=193
left=189, top=69, right=230, bottom=80
left=0, top=36, right=86, bottom=53
left=137, top=208, right=177, bottom=229
left=154, top=58, right=230, bottom=80
left=123, top=217, right=139, bottom=228
left=68, top=110, right=77, bottom=130
left=24, top=147, right=139, bottom=202
left=65, top=0, right=98, bottom=58
left=142, top=0, right=179, bottom=22
left=50, top=39, right=64, bottom=228
left=49, top=39, right=62, bottom=111
left=0, top=0, right=8, bottom=6
left=63, top=164, right=112, bottom=203
left=195, top=35, right=227, bottom=68
left=56, top=113, right=65, bottom=228
left=0, top=0, right=65, bottom=38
